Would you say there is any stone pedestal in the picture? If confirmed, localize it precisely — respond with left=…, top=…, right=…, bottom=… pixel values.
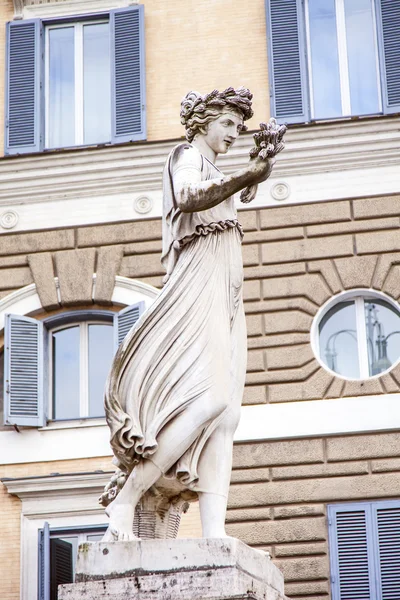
left=59, top=538, right=289, bottom=600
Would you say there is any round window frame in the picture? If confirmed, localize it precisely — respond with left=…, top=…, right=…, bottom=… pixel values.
left=311, top=288, right=400, bottom=381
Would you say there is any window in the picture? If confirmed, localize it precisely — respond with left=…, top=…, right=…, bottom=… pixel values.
left=46, top=20, right=111, bottom=148
left=3, top=303, right=144, bottom=427
left=266, top=0, right=400, bottom=124
left=313, top=292, right=400, bottom=379
left=5, top=5, right=146, bottom=155
left=328, top=500, right=400, bottom=600
left=51, top=321, right=114, bottom=419
left=38, top=523, right=107, bottom=600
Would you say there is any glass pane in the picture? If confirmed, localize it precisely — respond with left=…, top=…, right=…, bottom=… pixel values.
left=308, top=0, right=342, bottom=119
left=53, top=326, right=80, bottom=419
left=88, top=324, right=113, bottom=416
left=48, top=27, right=75, bottom=148
left=83, top=23, right=111, bottom=145
left=319, top=301, right=360, bottom=378
left=364, top=300, right=400, bottom=376
left=344, top=0, right=381, bottom=115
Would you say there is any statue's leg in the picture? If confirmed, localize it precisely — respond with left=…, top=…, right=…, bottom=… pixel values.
left=197, top=303, right=247, bottom=538
left=104, top=386, right=231, bottom=541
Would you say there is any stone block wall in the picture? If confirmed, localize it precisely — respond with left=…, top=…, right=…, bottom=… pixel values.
left=227, top=431, right=400, bottom=600
left=2, top=193, right=399, bottom=405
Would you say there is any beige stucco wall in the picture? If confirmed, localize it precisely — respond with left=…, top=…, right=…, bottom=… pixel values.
left=0, top=0, right=270, bottom=157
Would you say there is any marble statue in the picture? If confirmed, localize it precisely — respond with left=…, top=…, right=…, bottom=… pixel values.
left=101, top=87, right=286, bottom=542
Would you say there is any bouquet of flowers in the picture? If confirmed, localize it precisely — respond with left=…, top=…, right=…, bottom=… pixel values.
left=240, top=118, right=287, bottom=203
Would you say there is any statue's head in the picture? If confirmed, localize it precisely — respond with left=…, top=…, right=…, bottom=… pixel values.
left=180, top=87, right=253, bottom=153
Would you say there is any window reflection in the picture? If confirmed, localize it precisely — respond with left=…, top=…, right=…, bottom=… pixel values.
left=52, top=326, right=80, bottom=419
left=365, top=300, right=400, bottom=376
left=52, top=322, right=113, bottom=420
left=344, top=0, right=381, bottom=115
left=308, top=0, right=342, bottom=119
left=88, top=324, right=113, bottom=416
left=319, top=301, right=360, bottom=378
left=83, top=23, right=111, bottom=144
left=48, top=27, right=75, bottom=148
left=318, top=296, right=400, bottom=379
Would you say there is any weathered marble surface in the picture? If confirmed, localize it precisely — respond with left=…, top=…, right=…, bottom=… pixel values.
left=59, top=538, right=289, bottom=600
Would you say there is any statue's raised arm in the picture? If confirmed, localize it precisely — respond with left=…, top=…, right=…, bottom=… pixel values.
left=101, top=87, right=282, bottom=542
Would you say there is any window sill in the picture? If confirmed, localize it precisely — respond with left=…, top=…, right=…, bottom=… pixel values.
left=39, top=417, right=106, bottom=431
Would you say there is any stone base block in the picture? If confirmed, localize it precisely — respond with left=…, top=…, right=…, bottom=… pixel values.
left=59, top=538, right=290, bottom=600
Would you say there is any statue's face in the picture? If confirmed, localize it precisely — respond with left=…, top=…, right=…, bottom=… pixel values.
left=203, top=111, right=244, bottom=155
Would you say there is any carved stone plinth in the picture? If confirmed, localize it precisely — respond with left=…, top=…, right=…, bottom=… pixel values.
left=58, top=538, right=290, bottom=600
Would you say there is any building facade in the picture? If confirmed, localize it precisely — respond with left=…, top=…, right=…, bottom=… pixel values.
left=0, top=1, right=400, bottom=599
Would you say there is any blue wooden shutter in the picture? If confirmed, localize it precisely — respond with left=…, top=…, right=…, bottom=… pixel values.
left=375, top=505, right=400, bottom=599
left=38, top=522, right=50, bottom=600
left=50, top=538, right=73, bottom=598
left=376, top=0, right=400, bottom=114
left=328, top=504, right=375, bottom=600
left=4, top=314, right=45, bottom=427
left=5, top=19, right=43, bottom=155
left=114, top=301, right=145, bottom=350
left=265, top=0, right=309, bottom=124
left=110, top=5, right=146, bottom=143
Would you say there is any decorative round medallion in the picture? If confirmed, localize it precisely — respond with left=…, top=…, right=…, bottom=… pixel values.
left=134, top=196, right=153, bottom=215
left=271, top=182, right=290, bottom=201
left=0, top=210, right=19, bottom=229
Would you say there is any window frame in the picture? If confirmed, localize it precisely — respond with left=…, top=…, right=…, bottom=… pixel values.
left=304, top=0, right=383, bottom=119
left=311, top=288, right=400, bottom=381
left=44, top=16, right=111, bottom=149
left=5, top=4, right=146, bottom=155
left=265, top=0, right=400, bottom=125
left=48, top=318, right=113, bottom=420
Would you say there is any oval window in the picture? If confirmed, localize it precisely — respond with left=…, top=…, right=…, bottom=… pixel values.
left=316, top=294, right=400, bottom=379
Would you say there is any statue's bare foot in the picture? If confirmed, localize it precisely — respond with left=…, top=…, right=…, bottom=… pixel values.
left=105, top=503, right=139, bottom=542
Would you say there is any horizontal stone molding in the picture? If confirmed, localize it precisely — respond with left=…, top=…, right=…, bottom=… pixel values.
left=0, top=116, right=399, bottom=233
left=1, top=393, right=400, bottom=465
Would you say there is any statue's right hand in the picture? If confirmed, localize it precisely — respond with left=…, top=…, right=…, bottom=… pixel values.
left=247, top=156, right=276, bottom=184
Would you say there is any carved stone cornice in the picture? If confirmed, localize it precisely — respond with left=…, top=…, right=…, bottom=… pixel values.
left=13, top=0, right=24, bottom=19
left=13, top=0, right=135, bottom=20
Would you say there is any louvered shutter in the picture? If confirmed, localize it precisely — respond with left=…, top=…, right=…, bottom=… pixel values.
left=328, top=505, right=375, bottom=600
left=114, top=301, right=145, bottom=350
left=265, top=0, right=309, bottom=124
left=376, top=0, right=400, bottom=114
left=110, top=6, right=146, bottom=143
left=5, top=19, right=43, bottom=155
left=375, top=505, right=400, bottom=599
left=50, top=538, right=73, bottom=599
left=4, top=314, right=45, bottom=427
left=38, top=522, right=50, bottom=600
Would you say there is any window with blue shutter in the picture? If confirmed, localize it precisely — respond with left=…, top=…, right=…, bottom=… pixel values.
left=5, top=19, right=42, bottom=155
left=4, top=6, right=146, bottom=155
left=111, top=5, right=146, bottom=143
left=376, top=0, right=400, bottom=114
left=265, top=0, right=309, bottom=124
left=4, top=314, right=45, bottom=427
left=114, top=301, right=145, bottom=351
left=3, top=305, right=145, bottom=427
left=266, top=0, right=400, bottom=123
left=328, top=500, right=400, bottom=600
left=38, top=524, right=107, bottom=600
left=38, top=522, right=50, bottom=600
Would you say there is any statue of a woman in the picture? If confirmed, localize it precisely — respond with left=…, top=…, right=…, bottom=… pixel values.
left=103, top=87, right=277, bottom=541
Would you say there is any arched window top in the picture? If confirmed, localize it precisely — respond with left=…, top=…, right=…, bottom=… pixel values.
left=1, top=277, right=157, bottom=428
left=312, top=289, right=400, bottom=381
